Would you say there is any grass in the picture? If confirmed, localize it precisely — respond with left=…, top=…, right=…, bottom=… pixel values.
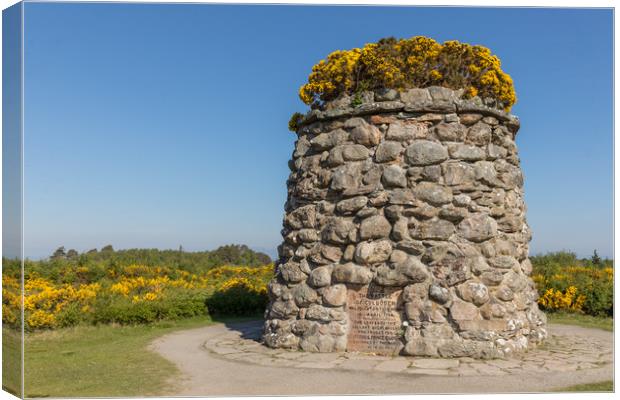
left=21, top=316, right=217, bottom=398
left=546, top=312, right=613, bottom=332
left=2, top=328, right=22, bottom=397
left=15, top=314, right=262, bottom=398
left=554, top=380, right=614, bottom=392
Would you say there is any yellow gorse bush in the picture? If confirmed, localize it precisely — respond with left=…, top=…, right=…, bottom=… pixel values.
left=27, top=310, right=57, bottom=329
left=2, top=275, right=21, bottom=325
left=532, top=264, right=613, bottom=316
left=22, top=278, right=101, bottom=329
left=205, top=264, right=273, bottom=282
left=109, top=275, right=203, bottom=296
left=538, top=286, right=586, bottom=312
left=17, top=280, right=100, bottom=329
left=299, top=36, right=516, bottom=111
left=217, top=276, right=268, bottom=296
left=3, top=264, right=274, bottom=330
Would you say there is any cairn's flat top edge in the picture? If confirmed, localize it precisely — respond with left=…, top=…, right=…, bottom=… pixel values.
left=297, top=87, right=519, bottom=129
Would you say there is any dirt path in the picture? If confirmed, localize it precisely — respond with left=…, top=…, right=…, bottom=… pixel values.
left=149, top=321, right=613, bottom=395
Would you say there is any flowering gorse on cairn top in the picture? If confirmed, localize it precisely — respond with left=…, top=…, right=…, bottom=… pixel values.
left=299, top=36, right=516, bottom=112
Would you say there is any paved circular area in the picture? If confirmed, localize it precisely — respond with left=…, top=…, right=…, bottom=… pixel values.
left=150, top=320, right=613, bottom=395
left=205, top=321, right=612, bottom=376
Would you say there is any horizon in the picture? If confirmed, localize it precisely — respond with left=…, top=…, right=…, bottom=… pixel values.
left=18, top=243, right=613, bottom=263
left=22, top=243, right=279, bottom=261
left=6, top=4, right=613, bottom=259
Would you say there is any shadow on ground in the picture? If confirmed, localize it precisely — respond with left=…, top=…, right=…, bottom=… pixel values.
left=212, top=317, right=264, bottom=342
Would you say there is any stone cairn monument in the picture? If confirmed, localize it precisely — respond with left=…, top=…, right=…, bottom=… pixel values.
left=263, top=38, right=547, bottom=359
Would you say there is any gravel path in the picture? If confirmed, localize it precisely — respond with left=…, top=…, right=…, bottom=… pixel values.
left=149, top=321, right=613, bottom=395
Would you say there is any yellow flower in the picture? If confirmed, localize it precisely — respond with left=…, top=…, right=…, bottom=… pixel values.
left=538, top=285, right=585, bottom=312
left=298, top=36, right=516, bottom=111
left=429, top=70, right=442, bottom=80
left=144, top=292, right=157, bottom=301
left=464, top=86, right=478, bottom=98
left=7, top=262, right=276, bottom=330
left=27, top=310, right=56, bottom=329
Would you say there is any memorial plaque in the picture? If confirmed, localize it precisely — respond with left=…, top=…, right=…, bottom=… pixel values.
left=346, top=284, right=404, bottom=354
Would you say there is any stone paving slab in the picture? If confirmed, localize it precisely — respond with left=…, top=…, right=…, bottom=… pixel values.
left=338, top=358, right=382, bottom=370
left=374, top=359, right=412, bottom=372
left=202, top=321, right=613, bottom=378
left=296, top=361, right=338, bottom=369
left=405, top=368, right=458, bottom=376
left=411, top=358, right=460, bottom=369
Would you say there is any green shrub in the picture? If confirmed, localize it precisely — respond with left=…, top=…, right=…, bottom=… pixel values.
left=92, top=289, right=209, bottom=325
left=288, top=112, right=304, bottom=132
left=6, top=257, right=273, bottom=330
left=532, top=252, right=613, bottom=317
left=56, top=303, right=85, bottom=328
left=206, top=278, right=267, bottom=316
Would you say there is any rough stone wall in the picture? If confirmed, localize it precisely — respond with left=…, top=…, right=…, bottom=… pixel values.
left=263, top=86, right=547, bottom=359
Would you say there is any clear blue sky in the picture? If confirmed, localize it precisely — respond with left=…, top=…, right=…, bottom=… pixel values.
left=20, top=4, right=613, bottom=259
